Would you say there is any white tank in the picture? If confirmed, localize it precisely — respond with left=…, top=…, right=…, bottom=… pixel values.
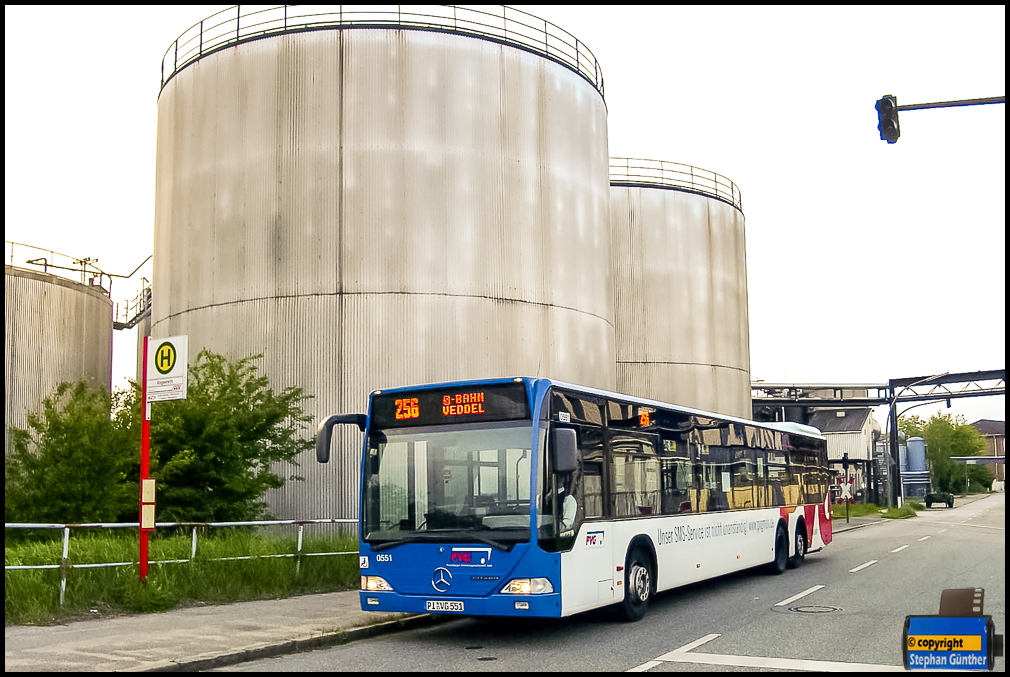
left=5, top=245, right=113, bottom=452
left=610, top=158, right=751, bottom=418
left=152, top=8, right=612, bottom=519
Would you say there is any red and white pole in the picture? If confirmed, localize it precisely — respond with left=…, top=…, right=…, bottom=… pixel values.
left=139, top=336, right=151, bottom=582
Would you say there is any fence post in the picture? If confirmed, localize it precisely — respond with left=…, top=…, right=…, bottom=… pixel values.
left=295, top=525, right=304, bottom=577
left=190, top=527, right=198, bottom=563
left=59, top=527, right=70, bottom=607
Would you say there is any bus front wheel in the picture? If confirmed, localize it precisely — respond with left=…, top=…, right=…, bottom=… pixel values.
left=620, top=548, right=652, bottom=622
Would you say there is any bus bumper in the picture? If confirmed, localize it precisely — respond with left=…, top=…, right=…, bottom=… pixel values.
left=359, top=591, right=562, bottom=617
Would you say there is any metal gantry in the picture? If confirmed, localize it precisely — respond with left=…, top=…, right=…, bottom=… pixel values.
left=752, top=369, right=1005, bottom=507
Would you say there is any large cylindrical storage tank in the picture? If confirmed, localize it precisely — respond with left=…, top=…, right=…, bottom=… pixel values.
left=610, top=158, right=751, bottom=418
left=5, top=257, right=113, bottom=452
left=152, top=7, right=613, bottom=519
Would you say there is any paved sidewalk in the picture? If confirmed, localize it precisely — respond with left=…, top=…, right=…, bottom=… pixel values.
left=4, top=590, right=438, bottom=672
left=831, top=492, right=991, bottom=533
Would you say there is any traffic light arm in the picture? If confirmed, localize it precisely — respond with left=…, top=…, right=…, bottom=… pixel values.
left=898, top=96, right=1004, bottom=112
left=876, top=94, right=1005, bottom=143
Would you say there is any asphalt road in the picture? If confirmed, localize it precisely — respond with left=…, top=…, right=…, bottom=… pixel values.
left=219, top=494, right=1005, bottom=672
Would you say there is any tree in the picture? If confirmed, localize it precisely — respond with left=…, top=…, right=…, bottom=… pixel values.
left=5, top=381, right=139, bottom=524
left=897, top=414, right=925, bottom=440
left=5, top=351, right=313, bottom=525
left=149, top=350, right=312, bottom=522
left=903, top=412, right=992, bottom=494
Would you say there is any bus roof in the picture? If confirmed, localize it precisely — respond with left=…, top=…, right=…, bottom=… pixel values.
left=371, top=376, right=826, bottom=441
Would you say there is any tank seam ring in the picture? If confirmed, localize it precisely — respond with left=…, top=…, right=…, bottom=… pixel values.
left=152, top=291, right=616, bottom=327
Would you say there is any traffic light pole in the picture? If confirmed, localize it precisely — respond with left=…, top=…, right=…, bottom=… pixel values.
left=876, top=94, right=1004, bottom=143
left=897, top=96, right=1004, bottom=112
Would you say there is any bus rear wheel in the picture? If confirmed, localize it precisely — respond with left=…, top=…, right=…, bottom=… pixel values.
left=788, top=526, right=806, bottom=569
left=768, top=527, right=788, bottom=575
left=620, top=548, right=652, bottom=622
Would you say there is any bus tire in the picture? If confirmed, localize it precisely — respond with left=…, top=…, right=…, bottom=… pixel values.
left=768, top=527, right=788, bottom=575
left=788, top=524, right=806, bottom=569
left=620, top=547, right=652, bottom=622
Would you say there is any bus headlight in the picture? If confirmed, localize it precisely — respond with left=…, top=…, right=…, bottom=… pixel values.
left=500, top=578, right=554, bottom=595
left=361, top=575, right=393, bottom=592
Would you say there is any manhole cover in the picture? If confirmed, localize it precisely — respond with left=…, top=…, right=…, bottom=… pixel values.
left=789, top=605, right=842, bottom=614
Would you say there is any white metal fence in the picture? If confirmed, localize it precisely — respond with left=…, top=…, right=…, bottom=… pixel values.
left=5, top=518, right=357, bottom=606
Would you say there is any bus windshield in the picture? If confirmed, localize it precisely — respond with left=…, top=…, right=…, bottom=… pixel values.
left=363, top=421, right=542, bottom=549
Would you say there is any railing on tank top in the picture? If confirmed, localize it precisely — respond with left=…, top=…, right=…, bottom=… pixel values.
left=609, top=158, right=743, bottom=212
left=161, top=5, right=604, bottom=100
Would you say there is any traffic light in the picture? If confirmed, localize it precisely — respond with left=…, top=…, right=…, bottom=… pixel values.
left=842, top=453, right=850, bottom=471
left=876, top=95, right=900, bottom=143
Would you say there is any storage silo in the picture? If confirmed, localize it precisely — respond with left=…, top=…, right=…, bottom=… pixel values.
left=152, top=7, right=613, bottom=519
left=907, top=437, right=927, bottom=473
left=5, top=246, right=113, bottom=452
left=610, top=158, right=751, bottom=418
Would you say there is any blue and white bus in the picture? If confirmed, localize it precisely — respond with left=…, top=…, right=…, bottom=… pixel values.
left=316, top=377, right=832, bottom=621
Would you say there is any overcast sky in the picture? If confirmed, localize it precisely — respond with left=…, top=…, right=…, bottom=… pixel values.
left=5, top=5, right=1005, bottom=426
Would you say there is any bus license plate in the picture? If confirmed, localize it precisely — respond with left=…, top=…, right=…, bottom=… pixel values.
left=426, top=600, right=464, bottom=612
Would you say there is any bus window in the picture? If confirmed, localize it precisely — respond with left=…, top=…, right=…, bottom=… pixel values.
left=539, top=422, right=603, bottom=552
left=552, top=391, right=605, bottom=425
left=767, top=451, right=788, bottom=507
left=659, top=436, right=693, bottom=514
left=608, top=432, right=660, bottom=517
left=580, top=427, right=605, bottom=519
left=697, top=443, right=732, bottom=512
left=729, top=446, right=756, bottom=509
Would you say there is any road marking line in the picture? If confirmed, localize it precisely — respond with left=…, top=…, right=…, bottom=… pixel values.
left=651, top=650, right=904, bottom=672
left=775, top=584, right=825, bottom=606
left=667, top=633, right=720, bottom=654
left=626, top=660, right=662, bottom=672
left=849, top=559, right=878, bottom=572
left=890, top=545, right=909, bottom=553
left=917, top=536, right=931, bottom=541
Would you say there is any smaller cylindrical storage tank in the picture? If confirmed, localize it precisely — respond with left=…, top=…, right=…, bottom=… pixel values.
left=907, top=437, right=927, bottom=473
left=610, top=158, right=750, bottom=418
left=5, top=254, right=113, bottom=452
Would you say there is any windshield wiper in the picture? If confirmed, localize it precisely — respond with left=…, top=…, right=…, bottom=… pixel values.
left=369, top=530, right=511, bottom=552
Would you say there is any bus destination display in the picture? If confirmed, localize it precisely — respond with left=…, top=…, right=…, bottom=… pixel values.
left=371, top=383, right=529, bottom=428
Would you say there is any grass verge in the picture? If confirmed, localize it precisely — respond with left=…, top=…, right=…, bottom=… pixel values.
left=5, top=528, right=359, bottom=626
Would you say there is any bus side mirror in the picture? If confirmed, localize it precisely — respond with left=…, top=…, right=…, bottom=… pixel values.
left=551, top=428, right=578, bottom=474
left=316, top=414, right=366, bottom=463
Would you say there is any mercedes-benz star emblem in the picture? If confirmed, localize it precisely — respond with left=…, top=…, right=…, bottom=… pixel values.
left=431, top=567, right=452, bottom=592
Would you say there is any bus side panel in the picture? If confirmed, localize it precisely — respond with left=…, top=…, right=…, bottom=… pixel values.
left=560, top=509, right=785, bottom=616
left=808, top=492, right=832, bottom=550
left=648, top=509, right=781, bottom=592
left=559, top=524, right=615, bottom=616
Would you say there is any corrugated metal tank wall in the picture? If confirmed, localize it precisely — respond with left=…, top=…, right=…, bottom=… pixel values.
left=152, top=27, right=612, bottom=519
left=610, top=174, right=751, bottom=418
left=5, top=266, right=113, bottom=452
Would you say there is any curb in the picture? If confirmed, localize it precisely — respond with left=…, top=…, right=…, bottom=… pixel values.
left=145, top=613, right=451, bottom=672
left=833, top=519, right=883, bottom=533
